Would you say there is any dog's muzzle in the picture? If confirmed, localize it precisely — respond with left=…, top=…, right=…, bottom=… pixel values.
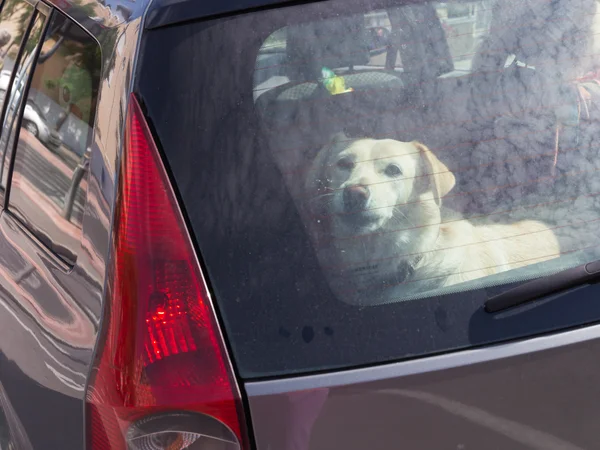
left=343, top=185, right=370, bottom=212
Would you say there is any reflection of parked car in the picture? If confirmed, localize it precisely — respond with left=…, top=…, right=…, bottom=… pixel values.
left=1, top=71, right=60, bottom=150
left=22, top=101, right=50, bottom=141
left=23, top=101, right=62, bottom=152
left=0, top=69, right=11, bottom=103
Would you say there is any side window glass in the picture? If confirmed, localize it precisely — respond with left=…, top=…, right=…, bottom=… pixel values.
left=0, top=10, right=44, bottom=190
left=254, top=27, right=287, bottom=99
left=7, top=12, right=101, bottom=265
left=0, top=0, right=35, bottom=107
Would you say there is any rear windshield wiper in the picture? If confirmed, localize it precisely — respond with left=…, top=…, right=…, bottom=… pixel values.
left=484, top=260, right=600, bottom=313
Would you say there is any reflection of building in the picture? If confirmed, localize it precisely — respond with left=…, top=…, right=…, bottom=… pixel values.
left=364, top=2, right=493, bottom=70
left=436, top=1, right=492, bottom=61
left=364, top=11, right=390, bottom=30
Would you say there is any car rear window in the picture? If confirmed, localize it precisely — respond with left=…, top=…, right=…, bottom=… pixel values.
left=136, top=0, right=600, bottom=378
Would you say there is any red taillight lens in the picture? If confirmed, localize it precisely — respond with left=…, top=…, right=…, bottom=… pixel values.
left=86, top=94, right=247, bottom=449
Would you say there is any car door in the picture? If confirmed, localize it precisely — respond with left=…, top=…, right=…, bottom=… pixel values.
left=0, top=3, right=106, bottom=448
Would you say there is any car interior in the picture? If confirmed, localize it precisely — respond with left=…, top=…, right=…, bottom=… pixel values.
left=250, top=0, right=600, bottom=303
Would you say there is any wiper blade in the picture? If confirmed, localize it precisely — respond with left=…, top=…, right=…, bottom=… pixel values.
left=484, top=260, right=600, bottom=313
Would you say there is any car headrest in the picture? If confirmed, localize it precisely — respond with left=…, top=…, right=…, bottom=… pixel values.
left=285, top=15, right=370, bottom=82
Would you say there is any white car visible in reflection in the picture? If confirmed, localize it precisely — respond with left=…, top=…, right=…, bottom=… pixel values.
left=0, top=69, right=59, bottom=148
left=22, top=101, right=51, bottom=142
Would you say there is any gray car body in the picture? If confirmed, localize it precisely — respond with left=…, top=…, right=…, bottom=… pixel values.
left=0, top=0, right=598, bottom=449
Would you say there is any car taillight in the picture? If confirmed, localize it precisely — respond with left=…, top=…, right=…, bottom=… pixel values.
left=85, top=94, right=248, bottom=449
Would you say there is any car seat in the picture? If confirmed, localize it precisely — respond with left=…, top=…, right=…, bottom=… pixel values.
left=451, top=0, right=600, bottom=257
left=255, top=13, right=412, bottom=210
left=256, top=5, right=455, bottom=201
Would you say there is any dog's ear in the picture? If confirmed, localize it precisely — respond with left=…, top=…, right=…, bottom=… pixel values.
left=413, top=141, right=455, bottom=206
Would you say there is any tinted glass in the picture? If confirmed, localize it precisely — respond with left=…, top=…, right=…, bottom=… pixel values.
left=0, top=0, right=36, bottom=189
left=0, top=10, right=43, bottom=190
left=137, top=0, right=600, bottom=377
left=8, top=12, right=101, bottom=265
left=0, top=0, right=35, bottom=107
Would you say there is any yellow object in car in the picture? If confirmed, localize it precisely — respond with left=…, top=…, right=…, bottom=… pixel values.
left=321, top=67, right=353, bottom=95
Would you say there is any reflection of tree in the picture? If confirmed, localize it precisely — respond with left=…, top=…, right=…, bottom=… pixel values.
left=33, top=7, right=102, bottom=224
left=0, top=0, right=30, bottom=40
left=0, top=30, right=10, bottom=48
left=2, top=0, right=117, bottom=81
left=72, top=0, right=96, bottom=18
left=45, top=62, right=94, bottom=120
left=0, top=0, right=33, bottom=59
left=0, top=0, right=104, bottom=223
left=38, top=13, right=102, bottom=130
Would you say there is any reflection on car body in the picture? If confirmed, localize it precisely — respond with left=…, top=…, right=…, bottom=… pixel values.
left=22, top=100, right=61, bottom=149
left=2, top=0, right=600, bottom=449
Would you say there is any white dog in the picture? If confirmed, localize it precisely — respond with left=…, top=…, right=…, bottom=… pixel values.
left=304, top=135, right=560, bottom=305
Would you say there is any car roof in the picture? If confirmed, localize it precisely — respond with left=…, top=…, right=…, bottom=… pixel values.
left=44, top=0, right=316, bottom=32
left=145, top=0, right=308, bottom=29
left=144, top=0, right=432, bottom=30
left=46, top=0, right=429, bottom=33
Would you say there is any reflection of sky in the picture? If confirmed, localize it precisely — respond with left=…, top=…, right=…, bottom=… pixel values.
left=100, top=0, right=142, bottom=20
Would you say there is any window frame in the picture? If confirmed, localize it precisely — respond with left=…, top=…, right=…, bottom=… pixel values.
left=0, top=0, right=44, bottom=206
left=2, top=4, right=100, bottom=267
left=1, top=2, right=51, bottom=206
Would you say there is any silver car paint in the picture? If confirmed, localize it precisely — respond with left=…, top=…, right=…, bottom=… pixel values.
left=247, top=325, right=600, bottom=449
left=0, top=0, right=143, bottom=447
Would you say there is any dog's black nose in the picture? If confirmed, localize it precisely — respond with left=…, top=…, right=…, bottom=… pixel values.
left=343, top=185, right=370, bottom=211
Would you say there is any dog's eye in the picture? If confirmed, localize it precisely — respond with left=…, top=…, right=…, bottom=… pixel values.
left=385, top=164, right=402, bottom=177
left=336, top=158, right=355, bottom=170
